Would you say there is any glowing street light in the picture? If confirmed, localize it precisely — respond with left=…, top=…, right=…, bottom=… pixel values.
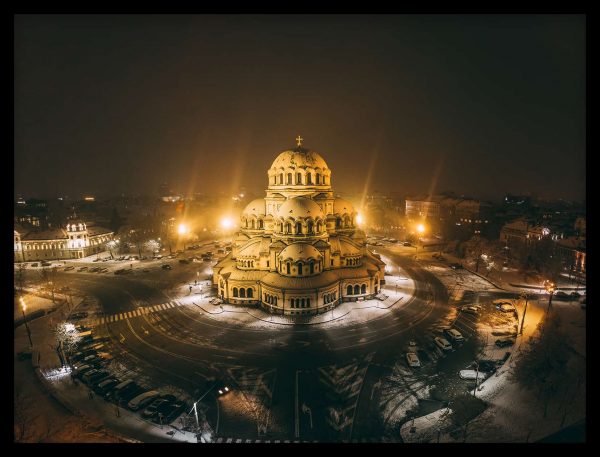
left=545, top=280, right=556, bottom=313
left=178, top=223, right=189, bottom=235
left=416, top=224, right=425, bottom=234
left=220, top=217, right=234, bottom=230
left=356, top=214, right=364, bottom=225
left=20, top=297, right=33, bottom=347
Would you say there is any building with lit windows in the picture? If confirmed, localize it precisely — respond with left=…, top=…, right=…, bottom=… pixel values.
left=212, top=139, right=386, bottom=316
left=14, top=221, right=113, bottom=262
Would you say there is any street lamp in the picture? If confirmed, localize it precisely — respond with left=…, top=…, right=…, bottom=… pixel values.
left=20, top=297, right=33, bottom=348
left=220, top=217, right=233, bottom=230
left=545, top=281, right=556, bottom=313
left=178, top=223, right=189, bottom=250
left=519, top=292, right=530, bottom=335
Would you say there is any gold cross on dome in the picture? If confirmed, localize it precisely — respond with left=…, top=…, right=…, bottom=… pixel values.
left=296, top=135, right=303, bottom=147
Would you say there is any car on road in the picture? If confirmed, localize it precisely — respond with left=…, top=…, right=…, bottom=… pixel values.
left=89, top=267, right=101, bottom=272
left=495, top=338, right=514, bottom=348
left=445, top=329, right=465, bottom=342
left=77, top=266, right=88, bottom=272
left=403, top=242, right=412, bottom=247
left=555, top=291, right=569, bottom=300
left=179, top=259, right=190, bottom=264
left=462, top=305, right=480, bottom=316
left=214, top=380, right=231, bottom=396
left=434, top=337, right=452, bottom=351
left=41, top=261, right=51, bottom=267
left=30, top=262, right=39, bottom=267
left=459, top=370, right=488, bottom=381
left=99, top=268, right=109, bottom=273
left=161, top=264, right=172, bottom=270
left=64, top=266, right=75, bottom=271
left=70, top=311, right=89, bottom=320
left=450, top=263, right=463, bottom=269
left=128, top=390, right=161, bottom=411
left=406, top=352, right=421, bottom=368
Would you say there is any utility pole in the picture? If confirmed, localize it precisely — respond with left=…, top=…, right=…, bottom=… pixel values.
left=519, top=293, right=529, bottom=335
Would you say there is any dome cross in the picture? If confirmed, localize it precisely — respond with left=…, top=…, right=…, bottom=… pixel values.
left=296, top=135, right=304, bottom=147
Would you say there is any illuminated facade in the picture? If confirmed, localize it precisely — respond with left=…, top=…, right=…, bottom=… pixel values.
left=14, top=221, right=113, bottom=262
left=213, top=139, right=386, bottom=316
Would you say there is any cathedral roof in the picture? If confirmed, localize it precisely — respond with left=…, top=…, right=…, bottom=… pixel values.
left=279, top=243, right=322, bottom=262
left=242, top=198, right=266, bottom=217
left=270, top=148, right=329, bottom=171
left=333, top=198, right=355, bottom=215
left=277, top=197, right=324, bottom=219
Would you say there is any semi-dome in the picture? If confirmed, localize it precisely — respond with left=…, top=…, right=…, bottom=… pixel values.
left=279, top=243, right=322, bottom=261
left=242, top=198, right=266, bottom=217
left=333, top=198, right=355, bottom=215
left=270, top=149, right=329, bottom=171
left=277, top=197, right=324, bottom=219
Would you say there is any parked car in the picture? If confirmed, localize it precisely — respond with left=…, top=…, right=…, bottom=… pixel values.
left=161, top=264, right=172, bottom=270
left=450, top=263, right=463, bottom=270
left=459, top=370, right=488, bottom=381
left=64, top=266, right=75, bottom=271
left=128, top=390, right=161, bottom=411
left=72, top=364, right=95, bottom=379
left=153, top=399, right=187, bottom=423
left=434, top=337, right=452, bottom=351
left=141, top=395, right=177, bottom=419
left=77, top=266, right=88, bottom=272
left=495, top=338, right=514, bottom=348
left=406, top=352, right=421, bottom=368
left=83, top=370, right=110, bottom=385
left=41, top=261, right=51, bottom=266
left=179, top=259, right=190, bottom=264
left=445, top=329, right=465, bottom=342
left=403, top=242, right=412, bottom=247
left=30, top=262, right=39, bottom=267
left=496, top=302, right=515, bottom=313
left=94, top=377, right=119, bottom=394
left=555, top=291, right=569, bottom=299
left=70, top=311, right=89, bottom=320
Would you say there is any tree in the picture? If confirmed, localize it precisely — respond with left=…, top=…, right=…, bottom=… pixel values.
left=109, top=207, right=123, bottom=233
left=144, top=239, right=160, bottom=255
left=105, top=240, right=118, bottom=259
left=54, top=322, right=83, bottom=363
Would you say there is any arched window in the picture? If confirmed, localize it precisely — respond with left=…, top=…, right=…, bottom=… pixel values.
left=307, top=221, right=313, bottom=234
left=316, top=173, right=321, bottom=184
left=247, top=288, right=253, bottom=298
left=279, top=173, right=283, bottom=184
left=336, top=218, right=342, bottom=229
left=286, top=223, right=292, bottom=234
left=251, top=219, right=255, bottom=229
left=354, top=285, right=360, bottom=295
left=307, top=298, right=310, bottom=307
left=347, top=285, right=353, bottom=295
left=240, top=288, right=246, bottom=298
left=361, top=284, right=366, bottom=294
left=345, top=217, right=350, bottom=227
left=233, top=287, right=239, bottom=298
left=296, top=222, right=302, bottom=234
left=297, top=173, right=302, bottom=184
left=310, top=260, right=314, bottom=274
left=307, top=173, right=312, bottom=184
left=287, top=173, right=292, bottom=184
left=301, top=298, right=305, bottom=308
left=298, top=262, right=303, bottom=275
left=291, top=298, right=295, bottom=307
left=286, top=262, right=291, bottom=274
left=258, top=219, right=264, bottom=229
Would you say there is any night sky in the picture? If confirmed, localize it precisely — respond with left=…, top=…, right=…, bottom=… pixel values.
left=14, top=14, right=586, bottom=202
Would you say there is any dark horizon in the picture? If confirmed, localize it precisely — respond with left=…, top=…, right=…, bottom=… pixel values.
left=15, top=14, right=586, bottom=202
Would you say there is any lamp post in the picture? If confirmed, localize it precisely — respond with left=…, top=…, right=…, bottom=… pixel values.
left=178, top=223, right=189, bottom=251
left=519, top=292, right=530, bottom=335
left=20, top=297, right=33, bottom=347
left=545, top=281, right=556, bottom=313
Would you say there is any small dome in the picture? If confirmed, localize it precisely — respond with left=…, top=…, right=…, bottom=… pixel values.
left=279, top=243, right=322, bottom=261
left=242, top=198, right=266, bottom=217
left=277, top=197, right=324, bottom=219
left=270, top=149, right=328, bottom=171
left=333, top=198, right=355, bottom=215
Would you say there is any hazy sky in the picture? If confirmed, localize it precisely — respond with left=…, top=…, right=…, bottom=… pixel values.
left=14, top=14, right=586, bottom=202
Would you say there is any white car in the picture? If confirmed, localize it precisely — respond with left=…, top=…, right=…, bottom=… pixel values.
left=434, top=337, right=452, bottom=351
left=462, top=305, right=480, bottom=316
left=445, top=329, right=464, bottom=342
left=406, top=352, right=421, bottom=368
left=459, top=370, right=488, bottom=381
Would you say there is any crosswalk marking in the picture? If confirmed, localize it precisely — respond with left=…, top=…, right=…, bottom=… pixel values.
left=119, top=313, right=125, bottom=320
left=86, top=300, right=187, bottom=327
left=127, top=311, right=133, bottom=318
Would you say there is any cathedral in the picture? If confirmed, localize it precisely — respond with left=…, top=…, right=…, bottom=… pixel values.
left=212, top=138, right=386, bottom=316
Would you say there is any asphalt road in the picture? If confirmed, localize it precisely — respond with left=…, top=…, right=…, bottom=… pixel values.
left=50, top=246, right=523, bottom=442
